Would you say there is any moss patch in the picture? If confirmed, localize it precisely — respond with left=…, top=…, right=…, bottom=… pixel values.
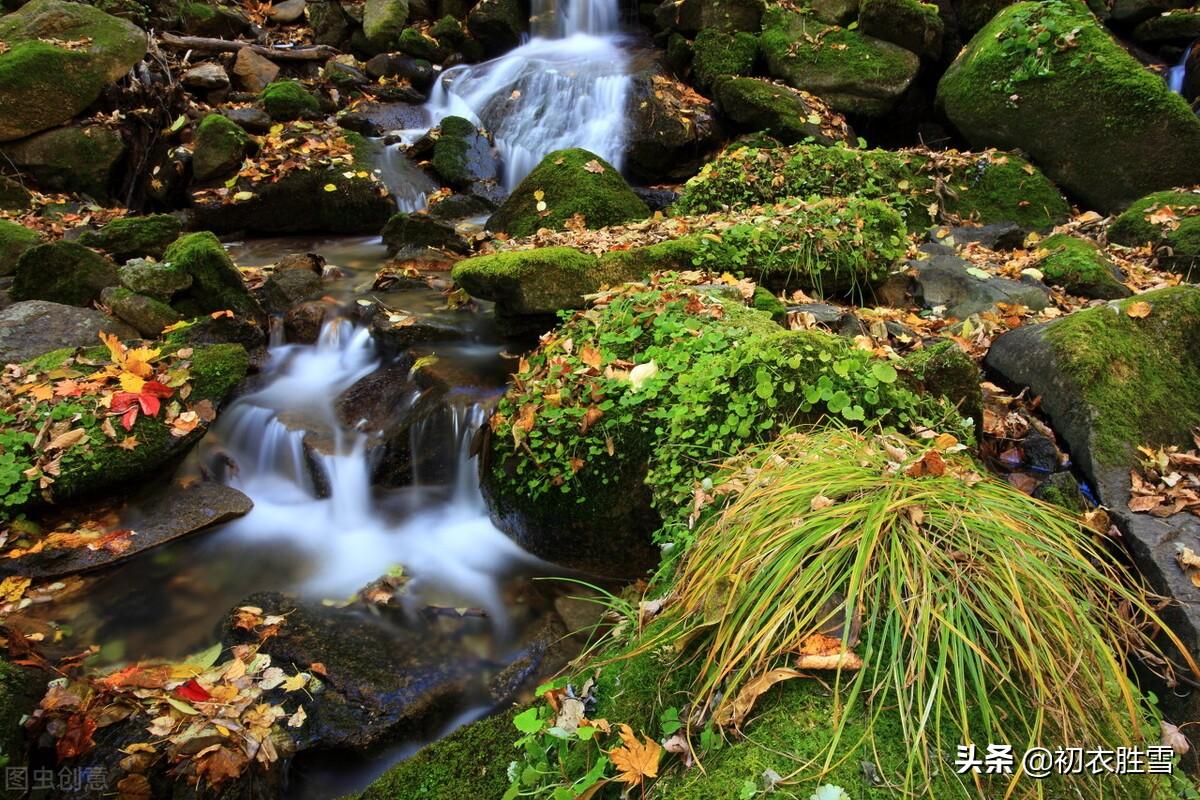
left=11, top=240, right=119, bottom=306
left=713, top=76, right=850, bottom=145
left=452, top=247, right=617, bottom=315
left=1107, top=190, right=1200, bottom=275
left=260, top=80, right=319, bottom=121
left=691, top=27, right=759, bottom=90
left=77, top=214, right=183, bottom=262
left=0, top=218, right=41, bottom=277
left=161, top=232, right=263, bottom=320
left=1044, top=286, right=1200, bottom=465
left=1035, top=234, right=1130, bottom=299
left=191, top=114, right=250, bottom=182
left=486, top=148, right=649, bottom=238
left=858, top=0, right=944, bottom=58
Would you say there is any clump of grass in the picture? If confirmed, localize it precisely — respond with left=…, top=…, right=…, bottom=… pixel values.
left=643, top=427, right=1192, bottom=795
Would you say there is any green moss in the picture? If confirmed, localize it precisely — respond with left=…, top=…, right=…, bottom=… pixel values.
left=362, top=0, right=410, bottom=50
left=901, top=339, right=983, bottom=431
left=1035, top=234, right=1130, bottom=299
left=11, top=240, right=118, bottom=306
left=260, top=80, right=319, bottom=121
left=191, top=114, right=250, bottom=182
left=1044, top=286, right=1200, bottom=465
left=357, top=708, right=518, bottom=799
left=486, top=148, right=649, bottom=239
left=598, top=237, right=704, bottom=277
left=751, top=285, right=787, bottom=320
left=77, top=214, right=183, bottom=262
left=452, top=247, right=609, bottom=315
left=0, top=218, right=41, bottom=277
left=0, top=174, right=33, bottom=212
left=1108, top=191, right=1200, bottom=274
left=2, top=124, right=125, bottom=200
left=713, top=76, right=846, bottom=145
left=431, top=115, right=485, bottom=187
left=858, top=0, right=944, bottom=58
left=691, top=27, right=759, bottom=90
left=936, top=0, right=1200, bottom=212
left=161, top=232, right=262, bottom=320
left=676, top=142, right=1069, bottom=230
left=398, top=25, right=445, bottom=61
left=430, top=14, right=466, bottom=47
left=759, top=7, right=920, bottom=115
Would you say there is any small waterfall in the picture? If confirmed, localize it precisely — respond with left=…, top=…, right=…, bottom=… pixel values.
left=198, top=318, right=538, bottom=625
left=1169, top=41, right=1196, bottom=96
left=405, top=0, right=633, bottom=191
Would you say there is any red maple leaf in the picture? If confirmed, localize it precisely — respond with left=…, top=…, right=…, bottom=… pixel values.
left=110, top=382, right=174, bottom=430
left=173, top=679, right=212, bottom=703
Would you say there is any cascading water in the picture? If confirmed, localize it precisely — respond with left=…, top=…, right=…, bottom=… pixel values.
left=1169, top=40, right=1196, bottom=98
left=397, top=0, right=633, bottom=191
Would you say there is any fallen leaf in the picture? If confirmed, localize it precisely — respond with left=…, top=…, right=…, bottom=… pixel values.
left=610, top=724, right=662, bottom=785
left=1126, top=301, right=1152, bottom=319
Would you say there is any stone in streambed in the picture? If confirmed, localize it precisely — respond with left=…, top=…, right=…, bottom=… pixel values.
left=233, top=47, right=280, bottom=93
left=161, top=232, right=265, bottom=322
left=117, top=258, right=193, bottom=302
left=713, top=77, right=852, bottom=145
left=912, top=249, right=1050, bottom=319
left=466, top=0, right=527, bottom=56
left=0, top=0, right=147, bottom=142
left=936, top=1, right=1200, bottom=212
left=431, top=115, right=498, bottom=189
left=381, top=212, right=472, bottom=256
left=363, top=0, right=410, bottom=50
left=0, top=300, right=136, bottom=364
left=181, top=62, right=231, bottom=91
left=260, top=79, right=320, bottom=121
left=267, top=0, right=307, bottom=24
left=258, top=267, right=323, bottom=315
left=11, top=240, right=119, bottom=306
left=858, top=0, right=944, bottom=59
left=691, top=27, right=758, bottom=90
left=624, top=70, right=724, bottom=183
left=76, top=214, right=183, bottom=263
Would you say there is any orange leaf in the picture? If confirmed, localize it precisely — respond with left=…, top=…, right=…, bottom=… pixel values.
left=1126, top=301, right=1152, bottom=319
left=610, top=724, right=661, bottom=785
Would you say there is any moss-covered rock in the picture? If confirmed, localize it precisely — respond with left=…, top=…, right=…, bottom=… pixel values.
left=117, top=258, right=193, bottom=302
left=859, top=0, right=944, bottom=58
left=0, top=0, right=147, bottom=142
left=937, top=0, right=1200, bottom=213
left=99, top=285, right=182, bottom=336
left=11, top=240, right=119, bottom=306
left=713, top=76, right=852, bottom=145
left=431, top=115, right=497, bottom=188
left=901, top=338, right=983, bottom=431
left=381, top=211, right=470, bottom=255
left=653, top=0, right=766, bottom=34
left=260, top=79, right=320, bottom=121
left=676, top=142, right=1070, bottom=230
left=161, top=232, right=264, bottom=321
left=0, top=174, right=32, bottom=212
left=466, top=0, right=526, bottom=56
left=397, top=25, right=446, bottom=61
left=1107, top=190, right=1200, bottom=274
left=1035, top=234, right=1131, bottom=299
left=691, top=27, right=758, bottom=90
left=624, top=70, right=725, bottom=183
left=486, top=149, right=649, bottom=238
left=76, top=214, right=183, bottom=262
left=363, top=0, right=409, bottom=49
left=0, top=218, right=41, bottom=277
left=191, top=113, right=250, bottom=182
left=1, top=124, right=126, bottom=200
left=1132, top=7, right=1200, bottom=44
left=452, top=247, right=614, bottom=316
left=759, top=6, right=919, bottom=116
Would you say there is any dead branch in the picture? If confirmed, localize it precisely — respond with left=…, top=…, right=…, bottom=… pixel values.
left=159, top=32, right=338, bottom=61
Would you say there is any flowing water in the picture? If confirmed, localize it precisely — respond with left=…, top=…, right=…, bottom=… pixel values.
left=395, top=0, right=634, bottom=191
left=1169, top=43, right=1193, bottom=95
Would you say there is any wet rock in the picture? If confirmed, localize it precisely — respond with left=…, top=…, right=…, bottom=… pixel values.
left=258, top=268, right=323, bottom=315
left=267, top=0, right=307, bottom=23
left=5, top=482, right=252, bottom=579
left=912, top=251, right=1049, bottom=319
left=0, top=219, right=41, bottom=277
left=0, top=175, right=33, bottom=212
left=382, top=212, right=472, bottom=255
left=182, top=62, right=231, bottom=91
left=222, top=106, right=275, bottom=135
left=431, top=116, right=499, bottom=189
left=222, top=591, right=481, bottom=751
left=308, top=0, right=353, bottom=46
left=789, top=302, right=843, bottom=325
left=363, top=55, right=436, bottom=90
left=624, top=71, right=724, bottom=183
left=233, top=47, right=281, bottom=93
left=325, top=58, right=371, bottom=88
left=0, top=0, right=148, bottom=142
left=180, top=1, right=252, bottom=37
left=428, top=193, right=496, bottom=222
left=100, top=286, right=183, bottom=337
left=929, top=222, right=1027, bottom=251
left=0, top=300, right=136, bottom=364
left=275, top=252, right=326, bottom=273
left=937, top=1, right=1200, bottom=212
left=367, top=306, right=466, bottom=360
left=633, top=187, right=679, bottom=213
left=117, top=258, right=193, bottom=302
left=760, top=6, right=919, bottom=116
left=985, top=286, right=1200, bottom=713
left=2, top=124, right=126, bottom=201
left=284, top=299, right=332, bottom=343
left=1021, top=429, right=1063, bottom=474
left=652, top=0, right=765, bottom=34
left=11, top=241, right=119, bottom=306
left=169, top=311, right=268, bottom=353
left=364, top=0, right=410, bottom=50
left=487, top=148, right=648, bottom=238
left=467, top=0, right=527, bottom=56
left=76, top=214, right=183, bottom=263
left=713, top=77, right=853, bottom=146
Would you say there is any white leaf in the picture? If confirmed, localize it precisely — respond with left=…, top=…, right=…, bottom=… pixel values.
left=629, top=361, right=658, bottom=392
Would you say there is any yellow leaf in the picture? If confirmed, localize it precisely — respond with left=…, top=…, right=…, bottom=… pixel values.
left=533, top=189, right=545, bottom=201
left=609, top=724, right=661, bottom=785
left=1126, top=301, right=1152, bottom=319
left=323, top=184, right=337, bottom=192
left=281, top=672, right=310, bottom=692
left=119, top=371, right=146, bottom=394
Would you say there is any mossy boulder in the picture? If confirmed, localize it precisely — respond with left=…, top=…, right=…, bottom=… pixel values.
left=0, top=218, right=41, bottom=276
left=486, top=149, right=649, bottom=239
left=760, top=6, right=920, bottom=116
left=0, top=174, right=32, bottom=211
left=260, top=79, right=320, bottom=121
left=623, top=70, right=725, bottom=183
left=381, top=211, right=470, bottom=255
left=466, top=0, right=526, bottom=56
left=99, top=285, right=182, bottom=336
left=1034, top=234, right=1130, bottom=299
left=1, top=124, right=126, bottom=200
left=11, top=240, right=119, bottom=306
left=713, top=77, right=852, bottom=145
left=1132, top=8, right=1200, bottom=44
left=1107, top=190, right=1200, bottom=274
left=117, top=258, right=193, bottom=301
left=859, top=0, right=944, bottom=59
left=452, top=247, right=615, bottom=317
left=0, top=301, right=136, bottom=365
left=0, top=0, right=147, bottom=142
left=652, top=0, right=766, bottom=35
left=362, top=0, right=409, bottom=49
left=76, top=214, right=183, bottom=262
left=189, top=165, right=395, bottom=235
left=431, top=115, right=497, bottom=188
left=161, top=232, right=264, bottom=322
left=937, top=0, right=1200, bottom=213
left=191, top=113, right=250, bottom=182
left=398, top=25, right=446, bottom=61
left=676, top=143, right=1070, bottom=231
left=691, top=27, right=758, bottom=90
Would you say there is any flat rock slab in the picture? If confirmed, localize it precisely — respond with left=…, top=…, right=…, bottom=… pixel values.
left=913, top=250, right=1050, bottom=319
left=7, top=481, right=252, bottom=579
left=0, top=300, right=137, bottom=365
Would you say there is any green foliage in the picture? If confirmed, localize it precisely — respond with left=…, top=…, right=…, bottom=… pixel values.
left=689, top=197, right=906, bottom=297
left=0, top=412, right=37, bottom=510
left=676, top=142, right=1068, bottom=230
left=981, top=0, right=1087, bottom=97
left=641, top=427, right=1186, bottom=797
left=0, top=219, right=41, bottom=277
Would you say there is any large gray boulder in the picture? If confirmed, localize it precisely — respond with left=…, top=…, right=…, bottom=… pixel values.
left=0, top=0, right=147, bottom=142
left=0, top=300, right=136, bottom=365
